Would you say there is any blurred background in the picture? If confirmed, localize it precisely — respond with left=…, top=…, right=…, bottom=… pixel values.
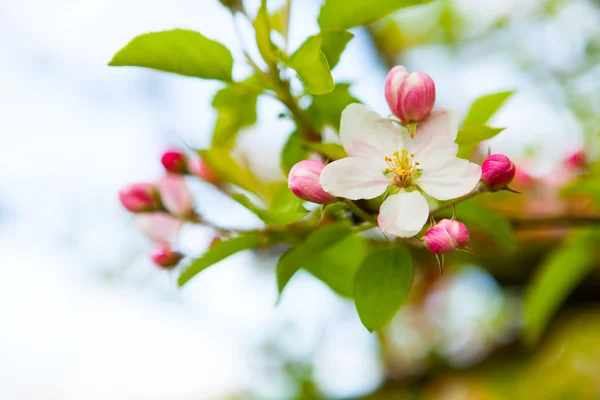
left=1, top=0, right=600, bottom=398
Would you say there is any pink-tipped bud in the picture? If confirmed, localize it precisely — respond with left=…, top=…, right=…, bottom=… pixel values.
left=481, top=153, right=516, bottom=191
left=384, top=65, right=436, bottom=124
left=161, top=148, right=188, bottom=174
left=423, top=219, right=469, bottom=254
left=564, top=149, right=587, bottom=169
left=288, top=160, right=336, bottom=205
left=119, top=183, right=161, bottom=213
left=189, top=157, right=220, bottom=184
left=151, top=242, right=183, bottom=269
left=157, top=174, right=194, bottom=217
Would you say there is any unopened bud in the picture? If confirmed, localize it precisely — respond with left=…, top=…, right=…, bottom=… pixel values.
left=151, top=242, right=183, bottom=269
left=481, top=153, right=516, bottom=191
left=423, top=219, right=469, bottom=254
left=119, top=183, right=161, bottom=213
left=384, top=65, right=436, bottom=125
left=189, top=157, right=220, bottom=184
left=288, top=160, right=336, bottom=205
left=565, top=149, right=587, bottom=169
left=161, top=148, right=188, bottom=174
left=157, top=174, right=194, bottom=217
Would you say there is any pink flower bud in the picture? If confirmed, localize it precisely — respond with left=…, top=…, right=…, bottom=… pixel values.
left=157, top=174, right=194, bottom=217
left=151, top=242, right=183, bottom=269
left=161, top=148, right=188, bottom=174
left=423, top=219, right=469, bottom=254
left=288, top=160, right=336, bottom=205
left=119, top=183, right=161, bottom=213
left=188, top=157, right=220, bottom=184
left=564, top=149, right=587, bottom=169
left=384, top=65, right=436, bottom=124
left=481, top=154, right=516, bottom=191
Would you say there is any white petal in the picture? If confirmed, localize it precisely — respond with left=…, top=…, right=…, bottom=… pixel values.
left=416, top=158, right=482, bottom=201
left=133, top=212, right=183, bottom=243
left=320, top=157, right=391, bottom=200
left=377, top=190, right=429, bottom=238
left=340, top=103, right=405, bottom=160
left=405, top=108, right=459, bottom=169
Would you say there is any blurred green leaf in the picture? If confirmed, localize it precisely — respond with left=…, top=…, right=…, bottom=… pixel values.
left=456, top=200, right=517, bottom=252
left=562, top=175, right=600, bottom=207
left=318, top=0, right=433, bottom=30
left=523, top=229, right=599, bottom=346
left=277, top=222, right=354, bottom=295
left=232, top=193, right=308, bottom=226
left=303, top=142, right=347, bottom=161
left=218, top=0, right=244, bottom=13
left=354, top=247, right=413, bottom=332
left=109, top=29, right=233, bottom=81
left=286, top=35, right=334, bottom=95
left=456, top=125, right=506, bottom=159
left=463, top=91, right=513, bottom=126
left=178, top=234, right=267, bottom=286
left=211, top=84, right=259, bottom=148
left=270, top=3, right=290, bottom=39
left=254, top=0, right=279, bottom=65
left=199, top=148, right=260, bottom=194
left=320, top=30, right=354, bottom=69
left=281, top=132, right=309, bottom=174
left=269, top=183, right=307, bottom=212
left=305, top=235, right=368, bottom=297
left=306, top=83, right=358, bottom=130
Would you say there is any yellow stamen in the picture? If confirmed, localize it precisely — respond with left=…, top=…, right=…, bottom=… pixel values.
left=384, top=149, right=419, bottom=187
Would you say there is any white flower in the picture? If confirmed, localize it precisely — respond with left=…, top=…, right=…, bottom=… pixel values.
left=319, top=104, right=481, bottom=238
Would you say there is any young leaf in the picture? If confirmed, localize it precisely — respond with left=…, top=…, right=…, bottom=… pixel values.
left=281, top=132, right=309, bottom=174
left=354, top=247, right=413, bottom=332
left=178, top=234, right=267, bottom=286
left=211, top=83, right=259, bottom=148
left=523, top=229, right=599, bottom=346
left=198, top=148, right=260, bottom=194
left=109, top=29, right=233, bottom=81
left=254, top=0, right=279, bottom=66
left=306, top=83, right=358, bottom=130
left=456, top=125, right=506, bottom=159
left=463, top=91, right=513, bottom=126
left=232, top=193, right=308, bottom=226
left=318, top=0, right=433, bottom=30
left=320, top=30, right=354, bottom=69
left=286, top=36, right=334, bottom=95
left=277, top=222, right=354, bottom=295
left=455, top=200, right=517, bottom=252
left=270, top=3, right=290, bottom=39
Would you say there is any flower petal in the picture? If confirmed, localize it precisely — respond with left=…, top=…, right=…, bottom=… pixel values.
left=133, top=212, right=183, bottom=243
left=320, top=157, right=391, bottom=200
left=340, top=103, right=405, bottom=160
left=377, top=190, right=429, bottom=238
left=405, top=108, right=459, bottom=169
left=416, top=157, right=482, bottom=201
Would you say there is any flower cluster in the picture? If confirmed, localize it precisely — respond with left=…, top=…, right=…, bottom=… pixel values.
left=119, top=148, right=218, bottom=269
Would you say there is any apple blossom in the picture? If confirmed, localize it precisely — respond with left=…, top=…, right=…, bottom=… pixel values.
left=189, top=157, right=220, bottom=184
left=133, top=212, right=184, bottom=243
left=151, top=242, right=183, bottom=268
left=288, top=160, right=336, bottom=205
left=384, top=65, right=436, bottom=125
left=319, top=104, right=481, bottom=238
left=119, top=183, right=161, bottom=213
left=161, top=147, right=188, bottom=174
left=157, top=174, right=194, bottom=218
left=481, top=154, right=516, bottom=191
left=423, top=219, right=469, bottom=254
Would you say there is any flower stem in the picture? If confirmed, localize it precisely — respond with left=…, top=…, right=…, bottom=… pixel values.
left=431, top=183, right=485, bottom=214
left=344, top=199, right=376, bottom=222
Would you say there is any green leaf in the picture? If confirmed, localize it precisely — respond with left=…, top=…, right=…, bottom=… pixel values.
left=523, top=229, right=599, bottom=346
left=562, top=175, right=600, bottom=207
left=198, top=148, right=260, bottom=194
left=270, top=3, right=290, bottom=39
left=269, top=183, right=306, bottom=212
left=303, top=142, right=347, bottom=160
left=456, top=200, right=517, bottom=252
left=281, top=132, right=309, bottom=174
left=254, top=0, right=279, bottom=65
left=211, top=83, right=259, bottom=148
left=286, top=35, right=334, bottom=95
left=218, top=0, right=244, bottom=13
left=320, top=30, right=354, bottom=69
left=178, top=234, right=267, bottom=286
left=305, top=235, right=368, bottom=297
left=306, top=83, right=359, bottom=130
left=109, top=29, right=233, bottom=81
left=277, top=222, right=354, bottom=295
left=456, top=125, right=506, bottom=159
left=318, top=0, right=433, bottom=30
left=232, top=192, right=308, bottom=226
left=463, top=91, right=513, bottom=126
left=354, top=248, right=414, bottom=332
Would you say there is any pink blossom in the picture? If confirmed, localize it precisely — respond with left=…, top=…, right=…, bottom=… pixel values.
left=161, top=147, right=188, bottom=174
left=288, top=160, right=336, bottom=205
left=564, top=149, right=587, bottom=169
left=384, top=65, right=436, bottom=125
left=481, top=154, right=516, bottom=191
left=423, top=219, right=469, bottom=254
left=156, top=174, right=194, bottom=218
left=151, top=242, right=183, bottom=269
left=189, top=157, right=220, bottom=184
left=118, top=183, right=161, bottom=213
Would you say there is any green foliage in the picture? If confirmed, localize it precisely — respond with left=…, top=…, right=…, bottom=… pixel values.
left=232, top=190, right=308, bottom=226
left=318, top=0, right=433, bottom=30
left=456, top=200, right=517, bottom=252
left=307, top=83, right=358, bottom=131
left=354, top=247, right=414, bottom=332
left=218, top=0, right=244, bottom=13
left=286, top=35, right=334, bottom=95
left=211, top=83, right=259, bottom=148
left=303, top=142, right=347, bottom=161
left=178, top=234, right=267, bottom=286
left=277, top=222, right=354, bottom=296
left=109, top=29, right=233, bottom=81
left=456, top=125, right=506, bottom=146
left=198, top=148, right=261, bottom=195
left=562, top=175, right=600, bottom=207
left=463, top=91, right=513, bottom=126
left=269, top=3, right=290, bottom=39
left=523, top=229, right=599, bottom=346
left=281, top=132, right=309, bottom=174
left=319, top=30, right=354, bottom=69
left=254, top=0, right=280, bottom=66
